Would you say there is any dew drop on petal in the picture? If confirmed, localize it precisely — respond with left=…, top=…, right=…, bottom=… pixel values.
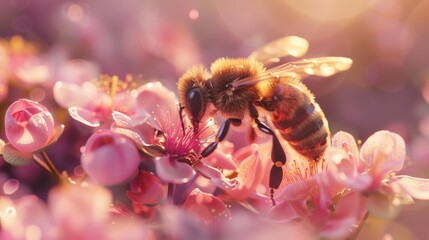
left=3, top=179, right=19, bottom=195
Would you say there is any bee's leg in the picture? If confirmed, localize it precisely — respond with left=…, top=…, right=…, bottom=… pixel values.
left=178, top=103, right=186, bottom=135
left=250, top=103, right=286, bottom=206
left=200, top=118, right=242, bottom=158
left=254, top=119, right=286, bottom=206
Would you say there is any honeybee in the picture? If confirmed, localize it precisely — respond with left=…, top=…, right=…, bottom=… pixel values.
left=177, top=36, right=352, bottom=205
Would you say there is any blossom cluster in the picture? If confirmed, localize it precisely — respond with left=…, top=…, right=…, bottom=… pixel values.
left=1, top=35, right=429, bottom=240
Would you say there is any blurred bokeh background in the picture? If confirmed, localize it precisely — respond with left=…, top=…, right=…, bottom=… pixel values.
left=1, top=0, right=429, bottom=238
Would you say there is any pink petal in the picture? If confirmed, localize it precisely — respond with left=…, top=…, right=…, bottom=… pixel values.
left=182, top=188, right=231, bottom=226
left=6, top=195, right=52, bottom=238
left=127, top=171, right=165, bottom=205
left=201, top=141, right=237, bottom=170
left=57, top=59, right=99, bottom=84
left=360, top=130, right=405, bottom=178
left=112, top=111, right=150, bottom=128
left=331, top=131, right=365, bottom=171
left=266, top=200, right=300, bottom=222
left=136, top=82, right=179, bottom=129
left=104, top=217, right=152, bottom=240
left=48, top=184, right=112, bottom=232
left=53, top=81, right=100, bottom=109
left=280, top=178, right=315, bottom=201
left=366, top=192, right=400, bottom=219
left=155, top=155, right=195, bottom=184
left=392, top=175, right=429, bottom=200
left=15, top=56, right=50, bottom=84
left=227, top=144, right=262, bottom=200
left=111, top=126, right=151, bottom=148
left=193, top=162, right=239, bottom=190
left=324, top=148, right=372, bottom=190
left=331, top=131, right=359, bottom=158
left=69, top=107, right=101, bottom=127
left=113, top=91, right=138, bottom=115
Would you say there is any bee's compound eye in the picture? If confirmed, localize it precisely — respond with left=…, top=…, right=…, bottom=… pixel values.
left=187, top=87, right=206, bottom=123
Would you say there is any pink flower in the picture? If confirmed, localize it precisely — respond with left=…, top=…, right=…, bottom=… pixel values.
left=326, top=130, right=429, bottom=218
left=326, top=130, right=405, bottom=192
left=270, top=171, right=366, bottom=238
left=116, top=82, right=238, bottom=189
left=81, top=129, right=140, bottom=185
left=5, top=99, right=57, bottom=152
left=54, top=74, right=138, bottom=128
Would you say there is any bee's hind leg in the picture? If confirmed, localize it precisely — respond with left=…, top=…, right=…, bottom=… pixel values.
left=250, top=102, right=286, bottom=206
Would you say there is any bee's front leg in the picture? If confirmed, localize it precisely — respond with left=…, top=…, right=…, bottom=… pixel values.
left=200, top=118, right=242, bottom=158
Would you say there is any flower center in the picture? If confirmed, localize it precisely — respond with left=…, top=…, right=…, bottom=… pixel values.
left=12, top=106, right=43, bottom=123
left=92, top=74, right=138, bottom=103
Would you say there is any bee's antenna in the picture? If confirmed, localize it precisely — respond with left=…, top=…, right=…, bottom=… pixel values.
left=178, top=103, right=186, bottom=136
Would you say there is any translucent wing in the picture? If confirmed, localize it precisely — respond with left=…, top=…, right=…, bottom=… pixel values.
left=248, top=36, right=309, bottom=65
left=231, top=57, right=353, bottom=88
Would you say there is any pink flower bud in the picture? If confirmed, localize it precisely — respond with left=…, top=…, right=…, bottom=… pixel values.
left=81, top=130, right=140, bottom=185
left=5, top=98, right=54, bottom=152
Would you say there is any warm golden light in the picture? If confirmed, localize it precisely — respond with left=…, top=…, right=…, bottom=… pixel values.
left=282, top=0, right=378, bottom=20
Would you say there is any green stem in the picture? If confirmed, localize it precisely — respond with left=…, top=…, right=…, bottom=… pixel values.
left=348, top=211, right=369, bottom=240
left=41, top=150, right=62, bottom=181
left=33, top=154, right=52, bottom=173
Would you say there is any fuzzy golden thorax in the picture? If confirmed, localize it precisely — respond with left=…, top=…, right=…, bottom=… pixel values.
left=208, top=58, right=264, bottom=118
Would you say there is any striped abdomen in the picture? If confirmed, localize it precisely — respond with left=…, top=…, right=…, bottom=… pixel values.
left=257, top=79, right=330, bottom=161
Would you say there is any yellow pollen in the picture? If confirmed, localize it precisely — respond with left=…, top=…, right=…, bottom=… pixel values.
left=110, top=75, right=118, bottom=101
left=275, top=161, right=283, bottom=167
left=93, top=74, right=138, bottom=101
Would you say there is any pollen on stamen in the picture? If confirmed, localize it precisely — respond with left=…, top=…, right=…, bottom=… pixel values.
left=92, top=74, right=138, bottom=99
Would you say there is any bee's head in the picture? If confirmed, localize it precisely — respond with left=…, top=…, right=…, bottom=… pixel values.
left=178, top=65, right=211, bottom=124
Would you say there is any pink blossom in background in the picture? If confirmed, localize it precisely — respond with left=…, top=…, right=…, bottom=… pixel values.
left=0, top=184, right=152, bottom=240
left=54, top=74, right=138, bottom=128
